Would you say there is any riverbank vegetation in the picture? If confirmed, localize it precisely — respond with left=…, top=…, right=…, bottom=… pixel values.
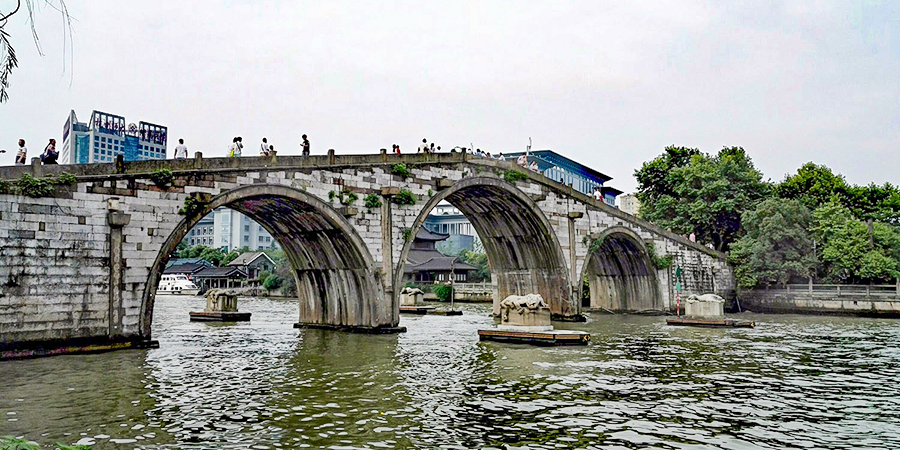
left=635, top=148, right=900, bottom=288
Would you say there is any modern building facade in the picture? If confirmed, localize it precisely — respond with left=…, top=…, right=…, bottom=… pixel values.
left=182, top=208, right=276, bottom=252
left=423, top=202, right=483, bottom=254
left=61, top=110, right=168, bottom=164
left=213, top=208, right=275, bottom=252
left=619, top=193, right=641, bottom=216
left=502, top=150, right=622, bottom=206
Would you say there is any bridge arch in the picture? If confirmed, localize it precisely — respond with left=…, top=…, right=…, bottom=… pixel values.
left=141, top=184, right=390, bottom=337
left=395, top=176, right=575, bottom=317
left=579, top=226, right=661, bottom=312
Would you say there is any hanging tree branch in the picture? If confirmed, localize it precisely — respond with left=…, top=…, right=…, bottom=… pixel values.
left=0, top=0, right=72, bottom=103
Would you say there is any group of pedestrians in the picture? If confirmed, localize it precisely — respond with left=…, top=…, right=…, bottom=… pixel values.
left=10, top=138, right=58, bottom=165
left=515, top=153, right=540, bottom=172
left=219, top=135, right=310, bottom=158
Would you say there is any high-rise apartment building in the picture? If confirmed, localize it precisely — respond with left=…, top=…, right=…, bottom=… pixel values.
left=183, top=208, right=277, bottom=252
left=618, top=193, right=641, bottom=216
left=61, top=110, right=168, bottom=164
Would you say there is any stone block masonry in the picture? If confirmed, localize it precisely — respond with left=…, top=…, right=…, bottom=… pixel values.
left=0, top=152, right=734, bottom=358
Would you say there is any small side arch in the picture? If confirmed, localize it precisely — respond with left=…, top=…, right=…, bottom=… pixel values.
left=140, top=184, right=390, bottom=338
left=579, top=226, right=662, bottom=312
left=395, top=176, right=576, bottom=317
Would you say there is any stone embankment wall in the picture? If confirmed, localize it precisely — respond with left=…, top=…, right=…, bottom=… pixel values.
left=0, top=152, right=735, bottom=357
left=738, top=285, right=900, bottom=317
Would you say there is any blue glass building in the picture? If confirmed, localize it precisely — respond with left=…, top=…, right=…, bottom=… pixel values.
left=61, top=110, right=168, bottom=164
left=502, top=150, right=623, bottom=206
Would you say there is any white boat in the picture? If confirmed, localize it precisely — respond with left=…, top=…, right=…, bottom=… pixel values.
left=157, top=274, right=201, bottom=295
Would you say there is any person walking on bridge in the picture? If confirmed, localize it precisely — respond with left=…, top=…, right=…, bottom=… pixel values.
left=301, top=134, right=310, bottom=156
left=40, top=139, right=58, bottom=164
left=418, top=138, right=428, bottom=153
left=260, top=137, right=271, bottom=156
left=15, top=139, right=27, bottom=165
left=174, top=138, right=188, bottom=159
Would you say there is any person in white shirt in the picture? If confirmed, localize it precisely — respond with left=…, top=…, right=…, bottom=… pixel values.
left=15, top=139, right=27, bottom=165
left=260, top=137, right=271, bottom=156
left=529, top=161, right=539, bottom=172
left=516, top=154, right=528, bottom=167
left=174, top=138, right=188, bottom=159
left=593, top=188, right=603, bottom=201
left=229, top=137, right=243, bottom=157
left=418, top=138, right=428, bottom=153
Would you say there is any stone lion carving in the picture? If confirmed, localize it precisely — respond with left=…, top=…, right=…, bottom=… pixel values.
left=499, top=294, right=548, bottom=321
left=685, top=293, right=725, bottom=303
left=205, top=288, right=238, bottom=312
left=401, top=287, right=424, bottom=295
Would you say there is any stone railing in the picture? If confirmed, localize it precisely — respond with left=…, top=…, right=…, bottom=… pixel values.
left=737, top=282, right=900, bottom=317
left=451, top=282, right=494, bottom=301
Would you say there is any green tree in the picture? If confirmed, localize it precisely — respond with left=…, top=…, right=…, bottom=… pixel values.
left=635, top=146, right=769, bottom=251
left=728, top=199, right=816, bottom=288
left=262, top=273, right=282, bottom=290
left=811, top=202, right=900, bottom=284
left=774, top=162, right=849, bottom=211
left=843, top=182, right=900, bottom=224
left=458, top=249, right=491, bottom=282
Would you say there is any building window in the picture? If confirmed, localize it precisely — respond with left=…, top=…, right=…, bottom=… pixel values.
left=244, top=225, right=250, bottom=232
left=258, top=236, right=264, bottom=242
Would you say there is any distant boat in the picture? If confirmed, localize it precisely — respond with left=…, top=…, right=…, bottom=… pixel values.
left=157, top=274, right=200, bottom=295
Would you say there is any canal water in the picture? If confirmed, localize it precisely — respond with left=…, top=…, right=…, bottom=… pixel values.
left=2, top=296, right=900, bottom=449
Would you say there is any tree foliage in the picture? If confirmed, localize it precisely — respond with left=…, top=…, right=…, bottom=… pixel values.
left=635, top=146, right=769, bottom=251
left=729, top=199, right=817, bottom=288
left=458, top=249, right=491, bottom=282
left=775, top=162, right=900, bottom=224
left=176, top=245, right=246, bottom=267
left=811, top=202, right=900, bottom=284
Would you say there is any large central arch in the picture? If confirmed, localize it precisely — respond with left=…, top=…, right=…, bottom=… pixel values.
left=141, top=184, right=392, bottom=338
left=580, top=227, right=661, bottom=312
left=396, top=176, right=575, bottom=317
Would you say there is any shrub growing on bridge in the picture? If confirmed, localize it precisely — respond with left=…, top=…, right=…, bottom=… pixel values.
left=391, top=189, right=417, bottom=206
left=502, top=170, right=528, bottom=183
left=364, top=193, right=382, bottom=209
left=391, top=163, right=411, bottom=178
left=149, top=169, right=175, bottom=189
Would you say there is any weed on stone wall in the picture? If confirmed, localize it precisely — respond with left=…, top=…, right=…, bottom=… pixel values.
left=391, top=163, right=411, bottom=178
left=16, top=174, right=55, bottom=197
left=149, top=169, right=175, bottom=189
left=364, top=193, right=382, bottom=209
left=402, top=228, right=412, bottom=241
left=646, top=242, right=674, bottom=269
left=502, top=170, right=528, bottom=183
left=178, top=195, right=207, bottom=217
left=391, top=189, right=417, bottom=206
left=329, top=189, right=359, bottom=205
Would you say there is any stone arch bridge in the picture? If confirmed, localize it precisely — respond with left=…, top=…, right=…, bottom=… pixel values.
left=0, top=152, right=734, bottom=356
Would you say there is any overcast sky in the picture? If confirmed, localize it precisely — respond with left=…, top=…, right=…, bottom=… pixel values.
left=0, top=1, right=896, bottom=193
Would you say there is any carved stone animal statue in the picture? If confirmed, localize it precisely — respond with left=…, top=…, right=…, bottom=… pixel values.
left=205, top=288, right=238, bottom=312
left=685, top=293, right=725, bottom=303
left=499, top=294, right=548, bottom=320
left=401, top=287, right=424, bottom=295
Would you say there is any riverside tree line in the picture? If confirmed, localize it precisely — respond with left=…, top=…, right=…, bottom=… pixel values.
left=634, top=146, right=900, bottom=288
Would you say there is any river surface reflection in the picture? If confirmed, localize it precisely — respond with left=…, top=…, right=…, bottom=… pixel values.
left=2, top=296, right=900, bottom=449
